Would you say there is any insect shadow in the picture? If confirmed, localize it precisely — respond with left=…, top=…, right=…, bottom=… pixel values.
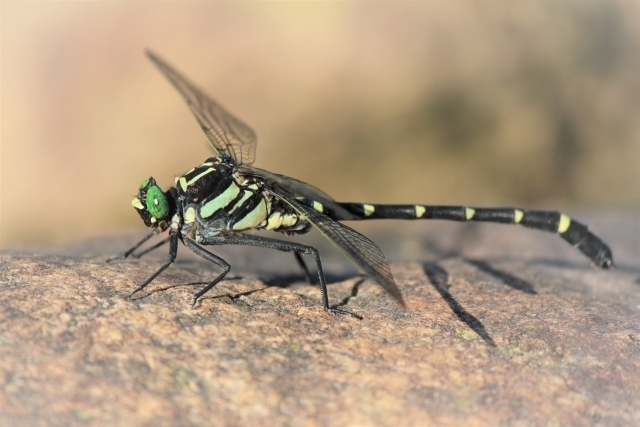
left=262, top=270, right=358, bottom=288
left=418, top=225, right=536, bottom=346
left=332, top=278, right=365, bottom=308
left=422, top=261, right=496, bottom=347
left=421, top=224, right=537, bottom=295
left=263, top=271, right=365, bottom=319
left=129, top=278, right=270, bottom=304
left=465, top=259, right=536, bottom=294
left=126, top=249, right=367, bottom=312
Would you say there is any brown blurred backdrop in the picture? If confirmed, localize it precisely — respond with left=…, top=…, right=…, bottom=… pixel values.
left=2, top=1, right=638, bottom=248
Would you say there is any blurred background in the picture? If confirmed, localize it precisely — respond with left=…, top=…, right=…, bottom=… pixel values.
left=2, top=1, right=638, bottom=248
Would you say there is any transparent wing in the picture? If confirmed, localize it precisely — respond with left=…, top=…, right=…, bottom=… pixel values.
left=146, top=51, right=257, bottom=165
left=270, top=190, right=405, bottom=306
left=238, top=165, right=359, bottom=220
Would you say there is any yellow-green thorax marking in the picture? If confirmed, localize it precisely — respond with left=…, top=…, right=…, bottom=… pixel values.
left=199, top=182, right=241, bottom=218
left=168, top=157, right=308, bottom=237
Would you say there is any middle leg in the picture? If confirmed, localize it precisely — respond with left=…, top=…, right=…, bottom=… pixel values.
left=199, top=233, right=359, bottom=317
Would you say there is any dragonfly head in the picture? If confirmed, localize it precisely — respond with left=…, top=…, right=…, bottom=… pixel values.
left=132, top=177, right=172, bottom=229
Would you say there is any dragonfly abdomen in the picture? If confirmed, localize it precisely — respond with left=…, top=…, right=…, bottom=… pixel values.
left=333, top=203, right=613, bottom=269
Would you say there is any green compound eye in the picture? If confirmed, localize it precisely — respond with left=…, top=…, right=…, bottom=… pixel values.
left=145, top=185, right=169, bottom=219
left=139, top=178, right=150, bottom=190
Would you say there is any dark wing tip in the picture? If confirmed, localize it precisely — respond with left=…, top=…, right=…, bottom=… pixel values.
left=393, top=291, right=407, bottom=308
left=145, top=49, right=159, bottom=61
left=145, top=49, right=159, bottom=64
left=380, top=277, right=406, bottom=308
left=145, top=50, right=170, bottom=71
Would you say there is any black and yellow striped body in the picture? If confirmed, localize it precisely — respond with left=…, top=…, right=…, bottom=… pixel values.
left=296, top=199, right=613, bottom=269
left=118, top=51, right=615, bottom=314
left=173, top=157, right=311, bottom=242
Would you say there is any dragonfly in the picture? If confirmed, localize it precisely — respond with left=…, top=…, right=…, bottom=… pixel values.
left=109, top=51, right=614, bottom=317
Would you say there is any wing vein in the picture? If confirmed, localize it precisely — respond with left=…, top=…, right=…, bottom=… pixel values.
left=270, top=191, right=404, bottom=306
left=146, top=51, right=257, bottom=165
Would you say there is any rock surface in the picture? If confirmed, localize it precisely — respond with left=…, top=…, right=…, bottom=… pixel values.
left=1, top=214, right=638, bottom=426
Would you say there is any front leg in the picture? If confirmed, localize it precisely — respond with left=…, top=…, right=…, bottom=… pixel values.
left=106, top=230, right=156, bottom=262
left=130, top=236, right=171, bottom=259
left=130, top=231, right=179, bottom=297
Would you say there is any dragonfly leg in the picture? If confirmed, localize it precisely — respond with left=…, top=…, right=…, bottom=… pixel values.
left=182, top=237, right=231, bottom=305
left=201, top=233, right=360, bottom=318
left=293, top=252, right=314, bottom=284
left=131, top=236, right=171, bottom=259
left=130, top=232, right=179, bottom=298
left=107, top=230, right=156, bottom=262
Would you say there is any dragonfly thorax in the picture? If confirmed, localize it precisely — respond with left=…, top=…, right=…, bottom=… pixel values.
left=169, top=158, right=311, bottom=241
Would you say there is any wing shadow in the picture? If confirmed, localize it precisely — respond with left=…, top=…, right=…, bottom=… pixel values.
left=422, top=261, right=496, bottom=347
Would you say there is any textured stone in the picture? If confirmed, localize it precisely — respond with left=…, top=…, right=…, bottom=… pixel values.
left=0, top=214, right=638, bottom=426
